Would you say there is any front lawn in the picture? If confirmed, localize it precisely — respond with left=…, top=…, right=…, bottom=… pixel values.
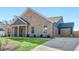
left=0, top=37, right=48, bottom=51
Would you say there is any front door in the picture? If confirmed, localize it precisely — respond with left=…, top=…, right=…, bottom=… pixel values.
left=19, top=26, right=25, bottom=37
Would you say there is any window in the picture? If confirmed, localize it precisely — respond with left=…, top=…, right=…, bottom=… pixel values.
left=43, top=25, right=47, bottom=33
left=44, top=25, right=47, bottom=28
left=31, top=27, right=34, bottom=33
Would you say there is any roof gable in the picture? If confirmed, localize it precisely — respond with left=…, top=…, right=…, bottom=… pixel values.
left=48, top=16, right=63, bottom=23
left=13, top=18, right=25, bottom=25
left=11, top=16, right=29, bottom=25
left=21, top=7, right=51, bottom=23
left=19, top=17, right=29, bottom=24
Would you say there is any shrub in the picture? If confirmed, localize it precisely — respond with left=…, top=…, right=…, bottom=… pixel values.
left=34, top=34, right=36, bottom=37
left=8, top=34, right=10, bottom=37
left=27, top=34, right=29, bottom=37
left=47, top=35, right=50, bottom=38
left=40, top=34, right=43, bottom=37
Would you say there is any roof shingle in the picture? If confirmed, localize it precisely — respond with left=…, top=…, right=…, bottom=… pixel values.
left=48, top=16, right=63, bottom=23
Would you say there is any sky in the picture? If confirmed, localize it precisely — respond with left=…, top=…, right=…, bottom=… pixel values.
left=0, top=7, right=79, bottom=31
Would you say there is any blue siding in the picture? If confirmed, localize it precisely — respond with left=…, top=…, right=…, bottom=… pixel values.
left=54, top=19, right=62, bottom=29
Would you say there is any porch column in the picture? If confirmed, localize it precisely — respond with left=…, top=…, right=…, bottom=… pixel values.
left=70, top=27, right=73, bottom=37
left=25, top=25, right=27, bottom=36
left=12, top=27, right=14, bottom=37
left=10, top=27, right=13, bottom=36
left=17, top=26, right=19, bottom=37
left=10, top=27, right=12, bottom=36
left=70, top=27, right=73, bottom=34
left=58, top=28, right=61, bottom=35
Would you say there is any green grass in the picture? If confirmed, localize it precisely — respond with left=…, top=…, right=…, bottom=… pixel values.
left=0, top=37, right=48, bottom=51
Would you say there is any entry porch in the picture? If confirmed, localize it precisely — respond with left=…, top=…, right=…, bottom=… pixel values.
left=10, top=25, right=28, bottom=37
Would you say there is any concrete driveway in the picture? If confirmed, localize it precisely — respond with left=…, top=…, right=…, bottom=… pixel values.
left=32, top=37, right=79, bottom=51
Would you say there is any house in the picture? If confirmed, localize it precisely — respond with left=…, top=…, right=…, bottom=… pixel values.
left=0, top=22, right=5, bottom=36
left=73, top=31, right=79, bottom=37
left=4, top=8, right=74, bottom=37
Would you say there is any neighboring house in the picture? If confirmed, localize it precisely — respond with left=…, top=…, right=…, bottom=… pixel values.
left=4, top=8, right=74, bottom=37
left=73, top=31, right=79, bottom=37
left=0, top=22, right=5, bottom=36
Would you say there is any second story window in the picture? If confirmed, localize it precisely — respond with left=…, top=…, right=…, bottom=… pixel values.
left=31, top=27, right=34, bottom=33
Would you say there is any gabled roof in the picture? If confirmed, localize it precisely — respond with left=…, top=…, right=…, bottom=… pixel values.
left=19, top=17, right=30, bottom=24
left=21, top=7, right=53, bottom=23
left=48, top=16, right=63, bottom=23
left=11, top=16, right=29, bottom=25
left=58, top=22, right=74, bottom=28
left=12, top=8, right=64, bottom=25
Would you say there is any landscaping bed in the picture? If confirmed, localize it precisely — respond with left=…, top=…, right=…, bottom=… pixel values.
left=0, top=37, right=48, bottom=51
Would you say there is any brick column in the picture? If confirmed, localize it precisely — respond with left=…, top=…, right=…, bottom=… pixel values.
left=25, top=25, right=27, bottom=36
left=11, top=27, right=14, bottom=37
left=17, top=26, right=19, bottom=37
